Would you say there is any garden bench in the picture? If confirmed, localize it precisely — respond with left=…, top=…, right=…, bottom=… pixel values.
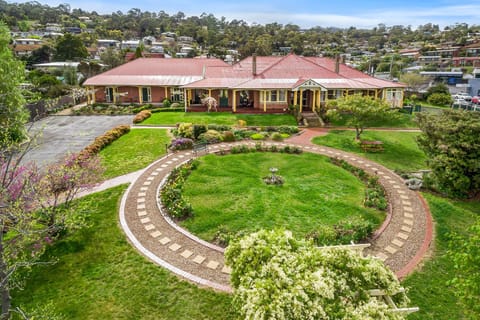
left=193, top=142, right=208, bottom=156
left=360, top=140, right=384, bottom=152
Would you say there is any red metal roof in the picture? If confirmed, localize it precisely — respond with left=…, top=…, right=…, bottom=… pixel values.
left=84, top=54, right=404, bottom=90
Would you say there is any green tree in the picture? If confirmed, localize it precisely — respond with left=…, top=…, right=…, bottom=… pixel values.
left=0, top=22, right=28, bottom=148
left=225, top=229, right=410, bottom=320
left=448, top=218, right=480, bottom=318
left=427, top=93, right=452, bottom=106
left=54, top=33, right=88, bottom=61
left=399, top=73, right=427, bottom=92
left=327, top=94, right=399, bottom=140
left=425, top=83, right=449, bottom=99
left=416, top=110, right=480, bottom=197
left=100, top=47, right=124, bottom=70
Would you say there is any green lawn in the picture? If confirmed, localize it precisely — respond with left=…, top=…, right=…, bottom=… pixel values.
left=327, top=112, right=418, bottom=128
left=181, top=152, right=384, bottom=241
left=405, top=193, right=480, bottom=319
left=99, top=129, right=171, bottom=179
left=140, top=112, right=297, bottom=126
left=12, top=186, right=234, bottom=320
left=312, top=130, right=427, bottom=172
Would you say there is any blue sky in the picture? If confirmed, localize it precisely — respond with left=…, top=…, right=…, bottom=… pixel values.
left=12, top=0, right=480, bottom=29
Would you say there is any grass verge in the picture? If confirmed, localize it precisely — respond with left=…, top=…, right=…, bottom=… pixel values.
left=405, top=193, right=480, bottom=319
left=181, top=152, right=384, bottom=241
left=99, top=129, right=171, bottom=179
left=312, top=130, right=427, bottom=172
left=12, top=185, right=234, bottom=319
left=140, top=112, right=297, bottom=126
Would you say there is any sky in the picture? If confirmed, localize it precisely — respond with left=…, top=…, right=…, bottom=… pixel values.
left=11, top=0, right=480, bottom=29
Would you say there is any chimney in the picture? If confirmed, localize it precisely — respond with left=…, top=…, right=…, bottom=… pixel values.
left=252, top=53, right=257, bottom=76
left=335, top=55, right=340, bottom=74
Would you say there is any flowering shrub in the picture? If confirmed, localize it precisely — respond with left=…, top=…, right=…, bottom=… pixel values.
left=222, top=131, right=235, bottom=142
left=225, top=229, right=409, bottom=320
left=177, top=123, right=193, bottom=139
left=169, top=138, right=194, bottom=151
left=132, top=109, right=152, bottom=123
left=159, top=160, right=197, bottom=219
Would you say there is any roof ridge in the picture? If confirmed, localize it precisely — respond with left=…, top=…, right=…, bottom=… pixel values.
left=255, top=54, right=291, bottom=77
left=302, top=56, right=350, bottom=80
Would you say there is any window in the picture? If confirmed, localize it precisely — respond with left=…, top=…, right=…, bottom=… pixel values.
left=171, top=88, right=184, bottom=102
left=260, top=90, right=288, bottom=102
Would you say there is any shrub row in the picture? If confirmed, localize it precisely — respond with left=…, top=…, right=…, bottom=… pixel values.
left=306, top=217, right=375, bottom=246
left=159, top=160, right=197, bottom=219
left=230, top=143, right=303, bottom=154
left=132, top=110, right=152, bottom=123
left=330, top=157, right=388, bottom=211
left=80, top=125, right=130, bottom=157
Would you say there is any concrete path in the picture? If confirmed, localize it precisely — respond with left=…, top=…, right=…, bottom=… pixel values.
left=116, top=134, right=432, bottom=292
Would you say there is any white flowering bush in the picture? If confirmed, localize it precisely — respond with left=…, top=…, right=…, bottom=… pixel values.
left=225, top=229, right=409, bottom=320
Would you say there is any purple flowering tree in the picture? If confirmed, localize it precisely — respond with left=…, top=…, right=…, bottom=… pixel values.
left=0, top=147, right=103, bottom=318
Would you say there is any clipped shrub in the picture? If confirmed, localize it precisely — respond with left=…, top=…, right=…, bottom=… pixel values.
left=208, top=124, right=232, bottom=132
left=280, top=133, right=290, bottom=139
left=169, top=138, right=194, bottom=151
left=171, top=102, right=183, bottom=108
left=271, top=132, right=284, bottom=141
left=198, top=129, right=223, bottom=143
left=306, top=225, right=337, bottom=246
left=162, top=98, right=171, bottom=108
left=237, top=119, right=247, bottom=127
left=193, top=124, right=207, bottom=139
left=250, top=133, right=265, bottom=140
left=132, top=109, right=152, bottom=123
left=81, top=124, right=130, bottom=157
left=277, top=125, right=299, bottom=134
left=151, top=107, right=184, bottom=113
left=177, top=123, right=193, bottom=139
left=222, top=131, right=236, bottom=142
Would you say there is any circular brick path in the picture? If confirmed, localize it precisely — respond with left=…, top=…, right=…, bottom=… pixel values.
left=119, top=135, right=432, bottom=292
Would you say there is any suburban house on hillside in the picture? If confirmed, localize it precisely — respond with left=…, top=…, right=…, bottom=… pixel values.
left=83, top=53, right=405, bottom=112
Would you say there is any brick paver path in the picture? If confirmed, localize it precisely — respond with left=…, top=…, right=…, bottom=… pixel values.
left=119, top=129, right=432, bottom=292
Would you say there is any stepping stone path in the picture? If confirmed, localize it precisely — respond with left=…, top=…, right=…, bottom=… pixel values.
left=119, top=139, right=432, bottom=292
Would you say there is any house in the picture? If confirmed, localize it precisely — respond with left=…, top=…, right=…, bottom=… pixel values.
left=83, top=54, right=405, bottom=110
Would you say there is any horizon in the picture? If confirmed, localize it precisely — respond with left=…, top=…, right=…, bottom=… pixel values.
left=9, top=0, right=480, bottom=29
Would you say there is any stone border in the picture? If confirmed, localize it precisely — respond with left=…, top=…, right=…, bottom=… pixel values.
left=118, top=141, right=433, bottom=292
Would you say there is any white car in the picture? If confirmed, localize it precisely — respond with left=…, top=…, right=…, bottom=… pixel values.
left=452, top=92, right=472, bottom=101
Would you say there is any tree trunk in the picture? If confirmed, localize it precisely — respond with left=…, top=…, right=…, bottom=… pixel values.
left=0, top=246, right=10, bottom=320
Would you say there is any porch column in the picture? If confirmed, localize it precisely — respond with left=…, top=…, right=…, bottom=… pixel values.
left=184, top=88, right=188, bottom=112
left=164, top=87, right=168, bottom=100
left=263, top=90, right=267, bottom=112
left=92, top=87, right=96, bottom=104
left=138, top=87, right=143, bottom=104
left=375, top=89, right=379, bottom=99
left=293, top=90, right=298, bottom=105
left=208, top=89, right=212, bottom=97
left=311, top=91, right=315, bottom=112
left=188, top=90, right=192, bottom=104
left=233, top=90, right=237, bottom=112
left=113, top=87, right=118, bottom=104
left=299, top=89, right=303, bottom=113
left=316, top=90, right=321, bottom=111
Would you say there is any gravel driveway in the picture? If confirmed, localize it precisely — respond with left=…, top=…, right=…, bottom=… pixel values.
left=23, top=115, right=133, bottom=166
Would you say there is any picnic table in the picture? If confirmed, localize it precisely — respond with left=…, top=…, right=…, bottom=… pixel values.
left=360, top=140, right=384, bottom=152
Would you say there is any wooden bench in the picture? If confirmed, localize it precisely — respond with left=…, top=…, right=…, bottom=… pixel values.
left=193, top=142, right=208, bottom=156
left=360, top=140, right=384, bottom=152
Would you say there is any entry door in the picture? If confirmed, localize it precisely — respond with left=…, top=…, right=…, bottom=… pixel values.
left=142, top=87, right=151, bottom=102
left=106, top=87, right=114, bottom=102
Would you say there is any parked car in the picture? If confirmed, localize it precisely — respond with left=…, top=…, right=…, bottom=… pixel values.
left=452, top=92, right=472, bottom=101
left=471, top=96, right=479, bottom=104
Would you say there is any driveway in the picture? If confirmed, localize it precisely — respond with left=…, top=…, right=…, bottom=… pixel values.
left=23, top=115, right=133, bottom=166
